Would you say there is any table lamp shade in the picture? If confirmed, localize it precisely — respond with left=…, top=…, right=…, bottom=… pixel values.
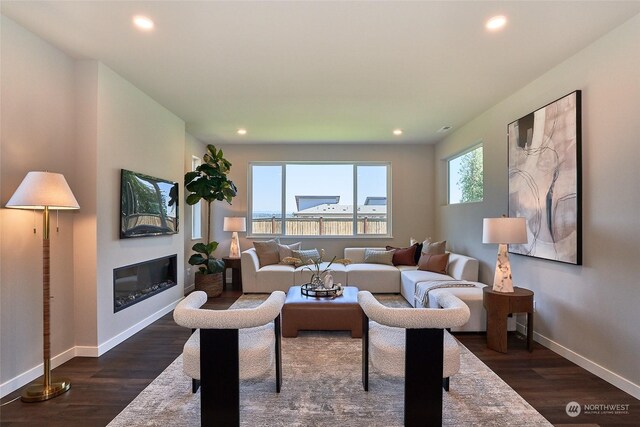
left=6, top=171, right=79, bottom=210
left=482, top=217, right=527, bottom=244
left=223, top=216, right=246, bottom=232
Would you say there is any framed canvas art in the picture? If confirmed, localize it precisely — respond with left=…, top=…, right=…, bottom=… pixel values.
left=508, top=91, right=582, bottom=265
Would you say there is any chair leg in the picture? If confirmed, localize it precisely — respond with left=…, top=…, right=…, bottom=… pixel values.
left=362, top=312, right=369, bottom=391
left=442, top=377, right=450, bottom=392
left=192, top=379, right=200, bottom=393
left=275, top=315, right=282, bottom=393
left=405, top=328, right=444, bottom=427
left=200, top=328, right=240, bottom=427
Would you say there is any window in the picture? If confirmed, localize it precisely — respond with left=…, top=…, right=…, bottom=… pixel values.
left=249, top=162, right=391, bottom=237
left=448, top=144, right=483, bottom=204
left=191, top=156, right=202, bottom=239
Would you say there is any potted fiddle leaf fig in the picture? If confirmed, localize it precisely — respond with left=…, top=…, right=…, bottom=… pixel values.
left=185, top=145, right=237, bottom=297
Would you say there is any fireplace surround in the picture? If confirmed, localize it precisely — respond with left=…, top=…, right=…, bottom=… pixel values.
left=113, top=255, right=177, bottom=312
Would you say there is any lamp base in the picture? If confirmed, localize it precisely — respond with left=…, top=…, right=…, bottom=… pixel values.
left=229, top=231, right=241, bottom=258
left=21, top=378, right=71, bottom=402
left=492, top=243, right=515, bottom=293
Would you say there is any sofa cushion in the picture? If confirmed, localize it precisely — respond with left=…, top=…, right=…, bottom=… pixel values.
left=422, top=240, right=446, bottom=255
left=385, top=244, right=418, bottom=266
left=254, top=239, right=280, bottom=267
left=364, top=249, right=395, bottom=265
left=346, top=263, right=400, bottom=293
left=418, top=253, right=450, bottom=274
left=256, top=264, right=295, bottom=291
left=344, top=247, right=387, bottom=264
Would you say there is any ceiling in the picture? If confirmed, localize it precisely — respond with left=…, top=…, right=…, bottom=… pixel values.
left=2, top=1, right=640, bottom=145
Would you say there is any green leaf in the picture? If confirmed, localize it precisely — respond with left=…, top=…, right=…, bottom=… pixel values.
left=188, top=254, right=207, bottom=266
left=186, top=194, right=201, bottom=205
left=192, top=243, right=208, bottom=254
left=206, top=241, right=219, bottom=253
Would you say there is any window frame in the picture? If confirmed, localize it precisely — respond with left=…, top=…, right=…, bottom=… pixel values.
left=247, top=161, right=392, bottom=238
left=190, top=156, right=203, bottom=240
left=447, top=142, right=484, bottom=205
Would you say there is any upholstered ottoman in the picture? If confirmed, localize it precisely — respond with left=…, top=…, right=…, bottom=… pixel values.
left=282, top=285, right=363, bottom=337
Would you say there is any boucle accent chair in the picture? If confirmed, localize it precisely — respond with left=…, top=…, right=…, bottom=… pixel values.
left=173, top=290, right=286, bottom=427
left=358, top=290, right=470, bottom=427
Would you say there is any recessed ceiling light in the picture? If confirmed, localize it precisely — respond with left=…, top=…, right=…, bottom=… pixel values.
left=393, top=129, right=403, bottom=136
left=237, top=128, right=247, bottom=135
left=133, top=15, right=154, bottom=31
left=486, top=15, right=507, bottom=31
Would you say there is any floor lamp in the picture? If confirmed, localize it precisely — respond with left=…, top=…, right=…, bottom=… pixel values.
left=482, top=217, right=527, bottom=293
left=6, top=171, right=80, bottom=402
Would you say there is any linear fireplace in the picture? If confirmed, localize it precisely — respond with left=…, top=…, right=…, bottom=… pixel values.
left=113, top=254, right=177, bottom=313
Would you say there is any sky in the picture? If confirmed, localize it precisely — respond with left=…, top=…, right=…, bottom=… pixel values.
left=252, top=164, right=387, bottom=216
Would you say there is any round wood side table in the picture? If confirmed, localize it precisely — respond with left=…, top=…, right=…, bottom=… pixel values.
left=482, top=286, right=534, bottom=353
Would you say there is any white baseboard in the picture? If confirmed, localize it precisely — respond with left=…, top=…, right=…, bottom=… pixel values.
left=184, top=283, right=195, bottom=293
left=0, top=347, right=76, bottom=398
left=94, top=298, right=181, bottom=356
left=0, top=298, right=183, bottom=398
left=516, top=322, right=640, bottom=399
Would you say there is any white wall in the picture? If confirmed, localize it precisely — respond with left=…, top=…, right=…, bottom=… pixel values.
left=211, top=143, right=436, bottom=259
left=1, top=15, right=78, bottom=388
left=92, top=63, right=186, bottom=347
left=1, top=16, right=189, bottom=395
left=435, top=13, right=640, bottom=397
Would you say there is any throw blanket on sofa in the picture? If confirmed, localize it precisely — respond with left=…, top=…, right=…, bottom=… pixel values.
left=415, top=280, right=477, bottom=307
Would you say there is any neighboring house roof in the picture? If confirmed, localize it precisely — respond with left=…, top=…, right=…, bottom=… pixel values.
left=293, top=203, right=386, bottom=217
left=295, top=195, right=340, bottom=211
left=364, top=196, right=386, bottom=206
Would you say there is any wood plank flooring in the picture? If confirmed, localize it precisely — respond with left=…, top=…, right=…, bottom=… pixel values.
left=1, top=289, right=638, bottom=426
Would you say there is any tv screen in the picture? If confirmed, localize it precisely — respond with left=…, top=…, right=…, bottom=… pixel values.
left=120, top=169, right=179, bottom=238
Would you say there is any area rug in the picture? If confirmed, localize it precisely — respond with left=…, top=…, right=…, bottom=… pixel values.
left=108, top=294, right=551, bottom=426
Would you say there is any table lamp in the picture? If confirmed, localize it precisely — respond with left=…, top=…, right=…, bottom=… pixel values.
left=223, top=216, right=246, bottom=258
left=6, top=171, right=80, bottom=402
left=482, top=217, right=527, bottom=293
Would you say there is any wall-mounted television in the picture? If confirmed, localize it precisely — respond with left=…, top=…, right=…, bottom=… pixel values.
left=120, top=169, right=179, bottom=239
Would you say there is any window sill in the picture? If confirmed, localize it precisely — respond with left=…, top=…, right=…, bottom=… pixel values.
left=246, top=235, right=394, bottom=240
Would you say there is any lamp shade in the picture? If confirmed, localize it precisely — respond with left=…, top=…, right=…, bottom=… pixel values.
left=223, top=216, right=246, bottom=232
left=482, top=217, right=527, bottom=244
left=6, top=171, right=79, bottom=210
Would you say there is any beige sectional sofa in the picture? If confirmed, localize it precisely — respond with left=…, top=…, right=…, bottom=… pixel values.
left=241, top=246, right=489, bottom=331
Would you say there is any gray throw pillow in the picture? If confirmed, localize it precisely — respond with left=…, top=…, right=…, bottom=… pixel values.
left=292, top=248, right=321, bottom=264
left=363, top=249, right=395, bottom=266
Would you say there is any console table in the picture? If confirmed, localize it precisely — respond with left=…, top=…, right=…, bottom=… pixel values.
left=483, top=286, right=534, bottom=353
left=222, top=256, right=242, bottom=291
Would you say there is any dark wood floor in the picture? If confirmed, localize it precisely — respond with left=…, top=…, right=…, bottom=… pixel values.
left=1, top=289, right=638, bottom=426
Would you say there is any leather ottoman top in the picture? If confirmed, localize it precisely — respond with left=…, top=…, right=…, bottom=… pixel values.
left=284, top=285, right=359, bottom=306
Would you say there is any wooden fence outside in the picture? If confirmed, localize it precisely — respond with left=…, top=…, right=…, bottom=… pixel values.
left=251, top=217, right=387, bottom=236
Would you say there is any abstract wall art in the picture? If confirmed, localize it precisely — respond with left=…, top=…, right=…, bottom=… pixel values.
left=508, top=91, right=582, bottom=265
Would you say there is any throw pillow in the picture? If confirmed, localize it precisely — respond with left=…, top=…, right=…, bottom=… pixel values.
left=292, top=248, right=321, bottom=264
left=414, top=243, right=423, bottom=264
left=422, top=240, right=446, bottom=255
left=385, top=245, right=418, bottom=266
left=278, top=242, right=302, bottom=261
left=417, top=253, right=450, bottom=275
left=253, top=239, right=280, bottom=267
left=280, top=256, right=304, bottom=267
left=363, top=249, right=395, bottom=266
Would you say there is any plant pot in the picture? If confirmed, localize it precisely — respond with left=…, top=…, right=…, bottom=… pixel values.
left=194, top=272, right=223, bottom=298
